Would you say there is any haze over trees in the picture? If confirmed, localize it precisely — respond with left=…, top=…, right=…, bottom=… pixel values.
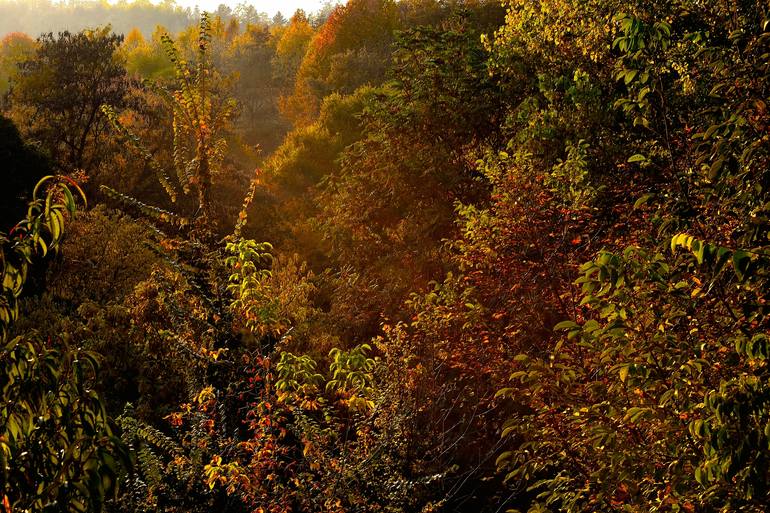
left=0, top=0, right=196, bottom=38
left=3, top=1, right=770, bottom=512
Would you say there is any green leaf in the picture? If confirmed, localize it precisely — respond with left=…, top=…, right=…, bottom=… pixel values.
left=496, top=451, right=513, bottom=467
left=554, top=320, right=579, bottom=331
left=732, top=250, right=751, bottom=280
left=714, top=247, right=731, bottom=273
left=624, top=69, right=638, bottom=84
left=633, top=193, right=653, bottom=209
left=624, top=406, right=651, bottom=423
left=618, top=365, right=629, bottom=383
left=708, top=157, right=725, bottom=179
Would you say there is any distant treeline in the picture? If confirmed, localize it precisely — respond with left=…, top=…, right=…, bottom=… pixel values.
left=0, top=0, right=310, bottom=38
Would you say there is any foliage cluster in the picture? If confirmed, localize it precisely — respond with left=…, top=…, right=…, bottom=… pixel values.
left=11, top=1, right=770, bottom=513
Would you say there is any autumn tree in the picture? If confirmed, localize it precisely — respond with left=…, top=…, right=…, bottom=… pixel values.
left=121, top=27, right=175, bottom=80
left=0, top=32, right=35, bottom=100
left=9, top=27, right=130, bottom=179
left=272, top=9, right=314, bottom=93
left=281, top=0, right=399, bottom=124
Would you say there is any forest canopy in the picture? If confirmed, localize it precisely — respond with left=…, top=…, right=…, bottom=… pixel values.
left=3, top=1, right=770, bottom=513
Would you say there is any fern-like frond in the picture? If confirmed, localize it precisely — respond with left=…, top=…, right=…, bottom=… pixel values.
left=100, top=186, right=189, bottom=228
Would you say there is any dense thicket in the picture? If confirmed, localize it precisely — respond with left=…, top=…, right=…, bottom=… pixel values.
left=5, top=1, right=770, bottom=512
